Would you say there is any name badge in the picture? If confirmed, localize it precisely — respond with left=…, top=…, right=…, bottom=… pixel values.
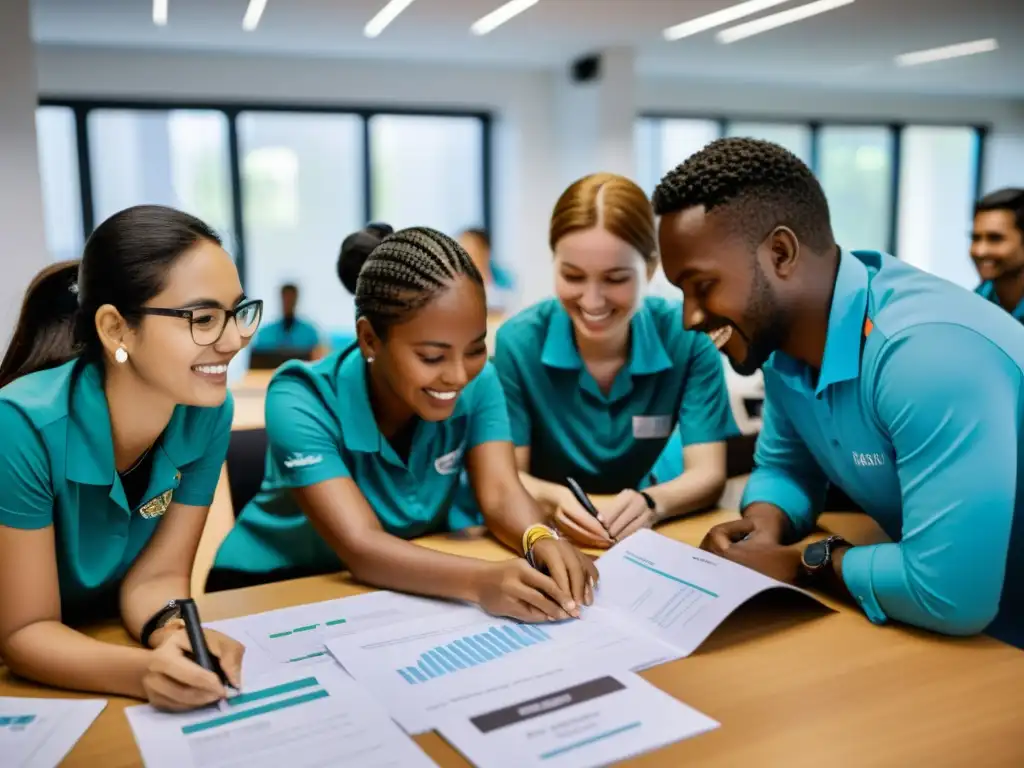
left=434, top=445, right=465, bottom=476
left=633, top=415, right=673, bottom=440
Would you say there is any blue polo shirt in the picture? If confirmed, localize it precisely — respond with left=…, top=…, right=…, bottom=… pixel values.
left=252, top=317, right=320, bottom=351
left=0, top=359, right=232, bottom=621
left=976, top=281, right=1024, bottom=323
left=493, top=297, right=737, bottom=494
left=743, top=249, right=1023, bottom=647
left=213, top=347, right=513, bottom=575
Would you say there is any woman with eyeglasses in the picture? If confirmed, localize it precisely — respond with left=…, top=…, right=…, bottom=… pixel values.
left=0, top=205, right=263, bottom=711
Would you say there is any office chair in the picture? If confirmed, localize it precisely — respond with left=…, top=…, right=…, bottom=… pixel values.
left=226, top=427, right=268, bottom=516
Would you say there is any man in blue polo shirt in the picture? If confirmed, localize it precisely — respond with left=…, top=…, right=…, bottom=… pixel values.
left=654, top=137, right=1022, bottom=649
left=972, top=188, right=1024, bottom=322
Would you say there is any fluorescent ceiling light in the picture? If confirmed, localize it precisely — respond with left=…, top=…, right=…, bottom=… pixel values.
left=242, top=0, right=268, bottom=31
left=717, top=0, right=854, bottom=44
left=364, top=0, right=418, bottom=38
left=152, top=0, right=167, bottom=26
left=895, top=38, right=998, bottom=67
left=662, top=0, right=790, bottom=42
left=471, top=0, right=540, bottom=36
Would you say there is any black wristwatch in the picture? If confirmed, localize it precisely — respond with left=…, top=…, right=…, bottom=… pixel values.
left=141, top=599, right=183, bottom=648
left=800, top=535, right=849, bottom=581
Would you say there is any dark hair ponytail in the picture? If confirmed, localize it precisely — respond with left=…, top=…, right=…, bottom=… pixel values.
left=337, top=222, right=394, bottom=294
left=0, top=204, right=221, bottom=389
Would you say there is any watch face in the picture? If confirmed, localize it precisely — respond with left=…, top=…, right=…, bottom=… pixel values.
left=803, top=540, right=829, bottom=569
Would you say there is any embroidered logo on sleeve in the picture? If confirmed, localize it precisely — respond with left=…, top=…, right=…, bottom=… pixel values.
left=852, top=451, right=885, bottom=468
left=284, top=453, right=324, bottom=469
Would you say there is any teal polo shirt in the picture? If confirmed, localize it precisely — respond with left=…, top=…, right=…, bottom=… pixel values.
left=493, top=297, right=738, bottom=495
left=744, top=249, right=1023, bottom=648
left=252, top=317, right=320, bottom=351
left=976, top=281, right=1024, bottom=323
left=0, top=359, right=232, bottom=621
left=213, top=347, right=513, bottom=575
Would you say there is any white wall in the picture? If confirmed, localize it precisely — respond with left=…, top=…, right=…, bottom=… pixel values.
left=0, top=1, right=49, bottom=342
left=34, top=47, right=1024, bottom=313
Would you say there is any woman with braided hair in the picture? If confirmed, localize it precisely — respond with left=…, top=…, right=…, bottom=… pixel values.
left=209, top=225, right=597, bottom=623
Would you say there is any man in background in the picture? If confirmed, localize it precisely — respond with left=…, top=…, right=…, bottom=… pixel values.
left=252, top=283, right=321, bottom=353
left=457, top=227, right=515, bottom=314
left=972, top=188, right=1024, bottom=322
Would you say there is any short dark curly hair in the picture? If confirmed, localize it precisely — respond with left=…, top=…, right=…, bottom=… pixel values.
left=652, top=137, right=834, bottom=252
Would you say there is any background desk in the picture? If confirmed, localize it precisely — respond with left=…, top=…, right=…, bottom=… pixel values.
left=3, top=510, right=1022, bottom=767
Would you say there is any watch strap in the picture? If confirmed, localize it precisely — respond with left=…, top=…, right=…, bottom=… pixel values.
left=141, top=599, right=183, bottom=649
left=800, top=535, right=847, bottom=579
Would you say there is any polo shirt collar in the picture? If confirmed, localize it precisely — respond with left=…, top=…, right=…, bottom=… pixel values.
left=977, top=280, right=1024, bottom=321
left=333, top=347, right=466, bottom=455
left=540, top=302, right=673, bottom=376
left=773, top=248, right=869, bottom=397
left=66, top=360, right=187, bottom=494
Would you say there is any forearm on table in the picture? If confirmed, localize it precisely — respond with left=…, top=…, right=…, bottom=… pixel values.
left=341, top=530, right=490, bottom=604
left=2, top=621, right=149, bottom=698
left=120, top=574, right=192, bottom=642
left=516, top=471, right=565, bottom=511
left=645, top=467, right=727, bottom=522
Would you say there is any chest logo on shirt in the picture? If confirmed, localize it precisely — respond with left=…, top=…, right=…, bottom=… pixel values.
left=284, top=453, right=324, bottom=469
left=633, top=415, right=673, bottom=440
left=139, top=490, right=173, bottom=519
left=852, top=451, right=886, bottom=468
left=434, top=446, right=466, bottom=476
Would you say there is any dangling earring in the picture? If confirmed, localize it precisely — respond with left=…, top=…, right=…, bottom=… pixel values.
left=366, top=356, right=375, bottom=364
left=115, top=346, right=129, bottom=364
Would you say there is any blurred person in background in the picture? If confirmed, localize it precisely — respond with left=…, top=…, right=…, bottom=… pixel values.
left=458, top=227, right=515, bottom=314
left=972, top=188, right=1024, bottom=322
left=251, top=283, right=321, bottom=353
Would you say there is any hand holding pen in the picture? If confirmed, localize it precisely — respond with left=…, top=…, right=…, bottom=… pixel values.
left=140, top=599, right=245, bottom=712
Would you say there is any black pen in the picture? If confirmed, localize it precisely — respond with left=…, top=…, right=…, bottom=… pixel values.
left=565, top=477, right=605, bottom=526
left=179, top=598, right=234, bottom=708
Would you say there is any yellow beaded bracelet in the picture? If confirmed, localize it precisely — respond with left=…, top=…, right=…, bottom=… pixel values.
left=521, top=523, right=558, bottom=557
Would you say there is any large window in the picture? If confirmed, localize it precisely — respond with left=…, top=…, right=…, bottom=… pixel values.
left=238, top=112, right=365, bottom=340
left=35, top=101, right=491, bottom=350
left=369, top=114, right=485, bottom=234
left=637, top=116, right=984, bottom=272
left=817, top=125, right=895, bottom=253
left=35, top=106, right=83, bottom=262
left=897, top=126, right=980, bottom=289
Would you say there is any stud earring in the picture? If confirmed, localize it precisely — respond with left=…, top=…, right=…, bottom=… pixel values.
left=366, top=356, right=375, bottom=364
left=115, top=346, right=129, bottom=364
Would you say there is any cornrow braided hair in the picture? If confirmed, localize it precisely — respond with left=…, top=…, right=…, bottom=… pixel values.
left=339, top=224, right=484, bottom=337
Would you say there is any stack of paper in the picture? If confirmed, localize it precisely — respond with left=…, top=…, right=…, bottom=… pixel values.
left=0, top=696, right=106, bottom=768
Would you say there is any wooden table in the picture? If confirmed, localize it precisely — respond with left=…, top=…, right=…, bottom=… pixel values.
left=3, top=511, right=1022, bottom=767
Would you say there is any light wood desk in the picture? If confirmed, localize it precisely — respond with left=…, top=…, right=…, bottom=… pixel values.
left=3, top=510, right=1022, bottom=767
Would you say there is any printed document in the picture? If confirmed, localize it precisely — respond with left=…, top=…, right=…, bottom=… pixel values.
left=324, top=602, right=680, bottom=734
left=595, top=528, right=819, bottom=656
left=0, top=696, right=106, bottom=768
left=438, top=664, right=719, bottom=768
left=125, top=662, right=433, bottom=768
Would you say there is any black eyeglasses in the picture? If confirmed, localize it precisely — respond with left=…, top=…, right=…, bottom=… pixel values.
left=137, top=299, right=264, bottom=346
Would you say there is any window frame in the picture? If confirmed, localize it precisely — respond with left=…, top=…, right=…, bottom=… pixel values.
left=639, top=111, right=989, bottom=257
left=38, top=97, right=494, bottom=285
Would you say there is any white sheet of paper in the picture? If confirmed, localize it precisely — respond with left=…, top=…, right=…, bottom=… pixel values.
left=125, top=662, right=433, bottom=768
left=205, top=590, right=460, bottom=679
left=324, top=603, right=680, bottom=734
left=437, top=665, right=718, bottom=768
left=595, top=528, right=817, bottom=656
left=0, top=696, right=106, bottom=768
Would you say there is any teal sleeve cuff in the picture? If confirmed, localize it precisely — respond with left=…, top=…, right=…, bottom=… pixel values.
left=741, top=469, right=817, bottom=537
left=839, top=544, right=889, bottom=625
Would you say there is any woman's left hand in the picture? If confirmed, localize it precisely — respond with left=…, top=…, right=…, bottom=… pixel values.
left=530, top=537, right=599, bottom=608
left=597, top=490, right=657, bottom=541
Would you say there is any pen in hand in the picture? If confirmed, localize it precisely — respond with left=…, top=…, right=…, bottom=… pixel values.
left=565, top=476, right=604, bottom=524
left=179, top=598, right=235, bottom=711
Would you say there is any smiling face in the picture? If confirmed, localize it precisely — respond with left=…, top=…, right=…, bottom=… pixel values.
left=659, top=206, right=790, bottom=376
left=360, top=274, right=488, bottom=425
left=971, top=210, right=1024, bottom=282
left=554, top=226, right=652, bottom=345
left=119, top=239, right=251, bottom=407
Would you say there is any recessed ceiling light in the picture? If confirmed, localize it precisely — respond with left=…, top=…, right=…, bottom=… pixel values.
left=717, top=0, right=855, bottom=44
left=471, top=0, right=541, bottom=37
left=152, top=0, right=168, bottom=27
left=242, top=0, right=268, bottom=32
left=662, top=0, right=790, bottom=42
left=364, top=0, right=419, bottom=38
left=895, top=38, right=999, bottom=67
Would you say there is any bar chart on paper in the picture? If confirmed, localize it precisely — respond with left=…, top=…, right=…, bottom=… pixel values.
left=396, top=624, right=551, bottom=684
